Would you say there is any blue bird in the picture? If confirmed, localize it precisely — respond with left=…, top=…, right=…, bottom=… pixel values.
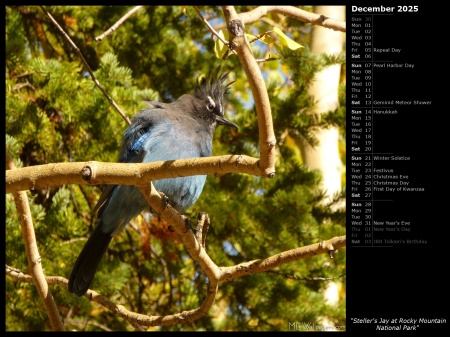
left=68, top=69, right=238, bottom=296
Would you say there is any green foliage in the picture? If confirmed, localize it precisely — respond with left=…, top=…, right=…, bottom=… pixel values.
left=5, top=5, right=345, bottom=331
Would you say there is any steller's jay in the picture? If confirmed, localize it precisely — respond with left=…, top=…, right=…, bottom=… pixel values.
left=68, top=69, right=238, bottom=296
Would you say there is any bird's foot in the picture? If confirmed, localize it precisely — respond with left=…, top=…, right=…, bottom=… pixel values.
left=184, top=218, right=192, bottom=233
left=160, top=193, right=170, bottom=210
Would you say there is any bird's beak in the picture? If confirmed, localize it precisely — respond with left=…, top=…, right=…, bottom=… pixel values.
left=215, top=114, right=239, bottom=129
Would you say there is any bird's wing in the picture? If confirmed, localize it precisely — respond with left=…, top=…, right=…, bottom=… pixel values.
left=119, top=108, right=167, bottom=163
left=92, top=107, right=167, bottom=217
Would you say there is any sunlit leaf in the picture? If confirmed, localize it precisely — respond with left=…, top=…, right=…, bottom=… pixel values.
left=214, top=30, right=229, bottom=59
left=274, top=27, right=303, bottom=50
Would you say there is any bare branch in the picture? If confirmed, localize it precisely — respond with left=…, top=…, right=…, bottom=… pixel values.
left=6, top=155, right=261, bottom=194
left=267, top=270, right=346, bottom=281
left=222, top=6, right=277, bottom=178
left=12, top=80, right=37, bottom=92
left=219, top=236, right=346, bottom=282
left=95, top=6, right=144, bottom=41
left=255, top=57, right=278, bottom=63
left=39, top=6, right=132, bottom=126
left=239, top=6, right=346, bottom=32
left=5, top=152, right=64, bottom=331
left=137, top=183, right=222, bottom=281
left=211, top=6, right=346, bottom=33
left=193, top=6, right=237, bottom=57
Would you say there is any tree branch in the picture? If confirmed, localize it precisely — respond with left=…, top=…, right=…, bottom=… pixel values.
left=5, top=152, right=64, bottom=331
left=5, top=264, right=217, bottom=327
left=95, top=6, right=144, bottom=42
left=6, top=155, right=261, bottom=194
left=39, top=6, right=132, bottom=126
left=219, top=236, right=346, bottom=282
left=222, top=6, right=277, bottom=178
left=193, top=6, right=237, bottom=57
left=211, top=6, right=346, bottom=35
left=239, top=6, right=346, bottom=32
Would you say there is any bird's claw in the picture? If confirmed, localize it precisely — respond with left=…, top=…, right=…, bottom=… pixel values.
left=184, top=218, right=192, bottom=233
left=161, top=193, right=170, bottom=209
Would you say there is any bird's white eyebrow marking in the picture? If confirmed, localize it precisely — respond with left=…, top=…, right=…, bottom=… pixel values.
left=207, top=96, right=216, bottom=108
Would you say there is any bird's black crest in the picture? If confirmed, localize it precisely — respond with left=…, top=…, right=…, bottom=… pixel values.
left=194, top=67, right=234, bottom=101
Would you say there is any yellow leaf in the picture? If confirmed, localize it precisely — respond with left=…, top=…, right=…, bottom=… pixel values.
left=214, top=30, right=229, bottom=59
left=274, top=27, right=303, bottom=50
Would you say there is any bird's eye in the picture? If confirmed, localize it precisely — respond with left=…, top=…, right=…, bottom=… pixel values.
left=206, top=96, right=216, bottom=111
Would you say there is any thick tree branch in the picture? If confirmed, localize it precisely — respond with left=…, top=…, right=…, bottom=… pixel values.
left=5, top=152, right=64, bottom=331
left=137, top=183, right=222, bottom=281
left=219, top=235, right=346, bottom=282
left=222, top=6, right=276, bottom=179
left=6, top=155, right=260, bottom=194
left=239, top=6, right=346, bottom=32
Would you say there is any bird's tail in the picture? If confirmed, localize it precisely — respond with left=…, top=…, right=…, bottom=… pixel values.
left=68, top=223, right=112, bottom=296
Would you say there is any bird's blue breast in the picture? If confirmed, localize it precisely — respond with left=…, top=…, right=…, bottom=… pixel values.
left=100, top=116, right=211, bottom=236
left=141, top=121, right=209, bottom=213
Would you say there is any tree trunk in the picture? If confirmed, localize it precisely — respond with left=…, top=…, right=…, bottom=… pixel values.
left=300, top=6, right=345, bottom=206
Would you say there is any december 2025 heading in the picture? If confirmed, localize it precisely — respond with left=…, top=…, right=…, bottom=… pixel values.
left=351, top=6, right=419, bottom=13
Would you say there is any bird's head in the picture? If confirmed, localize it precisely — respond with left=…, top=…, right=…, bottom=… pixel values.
left=194, top=68, right=239, bottom=129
